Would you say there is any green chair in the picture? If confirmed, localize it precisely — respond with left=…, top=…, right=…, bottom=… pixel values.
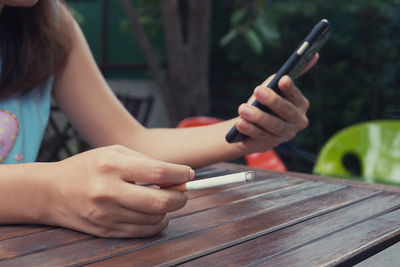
left=313, top=120, right=400, bottom=185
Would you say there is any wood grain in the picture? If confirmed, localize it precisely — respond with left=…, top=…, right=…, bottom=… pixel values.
left=0, top=229, right=90, bottom=261
left=1, top=163, right=399, bottom=267
left=262, top=207, right=400, bottom=266
left=0, top=226, right=52, bottom=241
left=170, top=176, right=306, bottom=217
left=181, top=192, right=400, bottom=266
left=83, top=187, right=378, bottom=266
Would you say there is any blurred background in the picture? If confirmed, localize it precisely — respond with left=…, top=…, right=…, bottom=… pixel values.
left=66, top=0, right=400, bottom=174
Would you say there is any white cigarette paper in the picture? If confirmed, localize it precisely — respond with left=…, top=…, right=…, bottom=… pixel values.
left=165, top=171, right=255, bottom=191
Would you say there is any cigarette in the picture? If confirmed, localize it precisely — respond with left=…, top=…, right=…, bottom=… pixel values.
left=164, top=171, right=255, bottom=192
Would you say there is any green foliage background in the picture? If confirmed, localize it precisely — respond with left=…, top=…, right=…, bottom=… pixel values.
left=210, top=0, right=400, bottom=172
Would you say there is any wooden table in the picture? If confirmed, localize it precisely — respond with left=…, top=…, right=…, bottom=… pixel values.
left=1, top=162, right=400, bottom=266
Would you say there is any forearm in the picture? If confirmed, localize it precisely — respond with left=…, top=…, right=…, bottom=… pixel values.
left=125, top=119, right=245, bottom=168
left=0, top=163, right=56, bottom=224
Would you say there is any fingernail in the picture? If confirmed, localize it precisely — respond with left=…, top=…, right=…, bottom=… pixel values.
left=189, top=169, right=195, bottom=180
left=281, top=75, right=291, bottom=86
left=240, top=105, right=253, bottom=118
left=257, top=87, right=268, bottom=100
left=238, top=119, right=250, bottom=130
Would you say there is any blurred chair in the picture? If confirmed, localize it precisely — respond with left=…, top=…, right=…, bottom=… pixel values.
left=177, top=116, right=223, bottom=128
left=245, top=150, right=286, bottom=171
left=37, top=103, right=84, bottom=162
left=313, top=120, right=400, bottom=185
left=177, top=116, right=287, bottom=171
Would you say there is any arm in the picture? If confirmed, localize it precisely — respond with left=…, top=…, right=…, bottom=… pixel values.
left=129, top=75, right=310, bottom=167
left=0, top=163, right=55, bottom=224
left=54, top=5, right=312, bottom=169
left=0, top=146, right=193, bottom=238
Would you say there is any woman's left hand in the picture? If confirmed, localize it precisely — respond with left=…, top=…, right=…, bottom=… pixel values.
left=234, top=54, right=318, bottom=153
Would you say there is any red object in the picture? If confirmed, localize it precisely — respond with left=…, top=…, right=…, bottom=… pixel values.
left=177, top=116, right=224, bottom=128
left=177, top=116, right=287, bottom=171
left=244, top=151, right=287, bottom=171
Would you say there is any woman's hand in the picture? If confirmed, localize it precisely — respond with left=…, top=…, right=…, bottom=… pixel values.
left=46, top=145, right=194, bottom=238
left=235, top=54, right=318, bottom=153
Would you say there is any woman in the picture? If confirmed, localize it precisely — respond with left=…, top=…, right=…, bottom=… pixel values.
left=0, top=0, right=314, bottom=237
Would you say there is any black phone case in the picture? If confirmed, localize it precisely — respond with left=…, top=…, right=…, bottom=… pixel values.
left=226, top=19, right=331, bottom=143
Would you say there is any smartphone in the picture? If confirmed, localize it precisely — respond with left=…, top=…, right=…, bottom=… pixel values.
left=226, top=19, right=331, bottom=143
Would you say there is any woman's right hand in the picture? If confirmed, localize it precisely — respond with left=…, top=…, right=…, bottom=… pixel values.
left=45, top=145, right=194, bottom=238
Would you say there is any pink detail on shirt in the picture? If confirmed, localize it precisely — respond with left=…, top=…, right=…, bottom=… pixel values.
left=14, top=154, right=23, bottom=162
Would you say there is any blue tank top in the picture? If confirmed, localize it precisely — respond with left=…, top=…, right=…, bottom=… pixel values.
left=0, top=0, right=58, bottom=164
left=0, top=78, right=53, bottom=164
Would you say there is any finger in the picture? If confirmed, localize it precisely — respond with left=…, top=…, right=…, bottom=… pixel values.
left=106, top=145, right=195, bottom=185
left=91, top=202, right=166, bottom=225
left=118, top=183, right=188, bottom=214
left=236, top=118, right=287, bottom=148
left=126, top=158, right=195, bottom=185
left=101, top=148, right=194, bottom=185
left=91, top=216, right=170, bottom=238
left=244, top=74, right=276, bottom=104
left=116, top=209, right=165, bottom=225
left=235, top=118, right=279, bottom=144
left=113, top=217, right=169, bottom=238
left=238, top=103, right=286, bottom=136
left=253, top=85, right=303, bottom=123
left=278, top=76, right=310, bottom=112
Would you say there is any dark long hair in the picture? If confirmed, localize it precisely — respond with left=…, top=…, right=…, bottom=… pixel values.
left=0, top=0, right=71, bottom=98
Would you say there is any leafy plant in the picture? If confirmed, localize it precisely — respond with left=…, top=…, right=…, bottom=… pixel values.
left=219, top=1, right=279, bottom=55
left=119, top=0, right=162, bottom=38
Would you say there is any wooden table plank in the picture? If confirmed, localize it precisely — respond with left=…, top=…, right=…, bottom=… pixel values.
left=82, top=187, right=378, bottom=266
left=0, top=229, right=90, bottom=261
left=170, top=176, right=306, bottom=217
left=260, top=208, right=400, bottom=266
left=0, top=181, right=348, bottom=266
left=0, top=226, right=53, bottom=241
left=167, top=182, right=343, bottom=234
left=181, top=192, right=400, bottom=266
